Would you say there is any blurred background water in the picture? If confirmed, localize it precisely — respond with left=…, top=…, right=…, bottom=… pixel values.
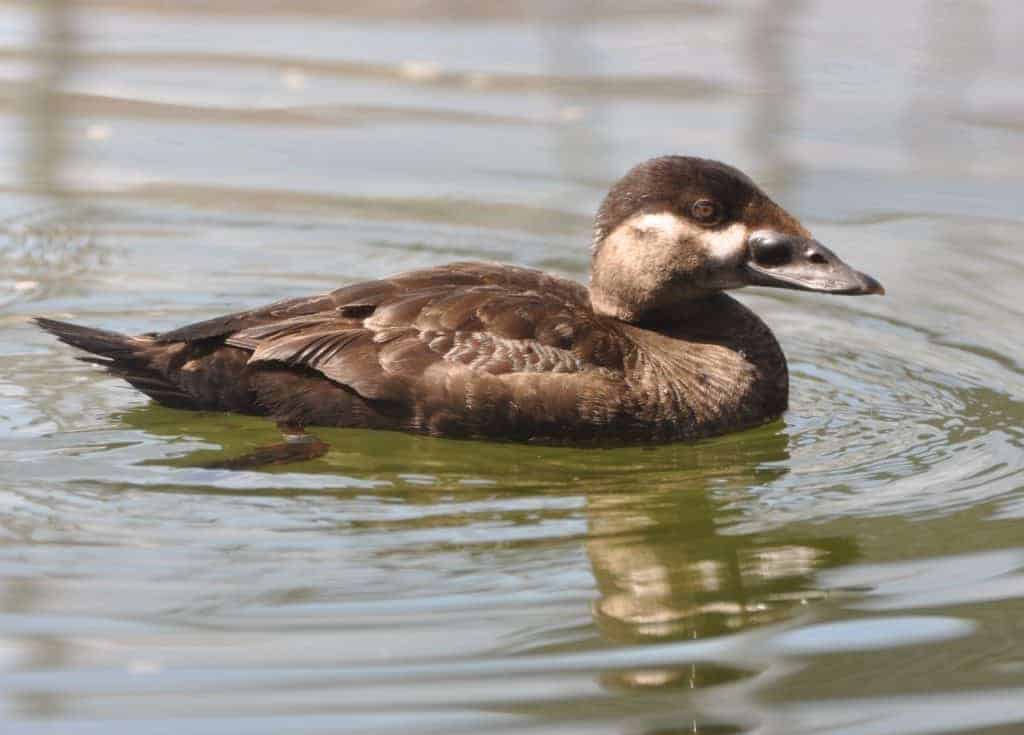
left=1, top=1, right=1024, bottom=733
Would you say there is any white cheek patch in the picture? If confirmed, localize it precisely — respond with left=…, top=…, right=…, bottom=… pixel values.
left=593, top=211, right=751, bottom=312
left=625, top=213, right=748, bottom=266
left=629, top=212, right=690, bottom=243
left=703, top=223, right=749, bottom=267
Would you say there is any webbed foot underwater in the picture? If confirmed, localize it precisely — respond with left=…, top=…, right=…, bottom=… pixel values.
left=37, top=156, right=883, bottom=445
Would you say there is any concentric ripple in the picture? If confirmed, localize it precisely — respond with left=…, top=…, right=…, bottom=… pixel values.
left=732, top=296, right=1024, bottom=526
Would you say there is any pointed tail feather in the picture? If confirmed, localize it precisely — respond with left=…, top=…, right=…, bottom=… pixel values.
left=35, top=317, right=198, bottom=409
left=34, top=317, right=141, bottom=364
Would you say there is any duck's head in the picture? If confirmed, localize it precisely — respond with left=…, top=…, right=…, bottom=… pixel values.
left=589, top=156, right=883, bottom=323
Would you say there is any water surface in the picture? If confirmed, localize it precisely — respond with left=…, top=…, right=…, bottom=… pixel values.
left=2, top=2, right=1024, bottom=733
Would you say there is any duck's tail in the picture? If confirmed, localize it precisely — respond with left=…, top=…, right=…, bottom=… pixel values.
left=35, top=317, right=143, bottom=363
left=35, top=317, right=197, bottom=409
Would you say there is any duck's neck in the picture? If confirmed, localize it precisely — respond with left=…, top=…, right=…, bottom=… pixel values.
left=617, top=294, right=789, bottom=438
left=588, top=232, right=721, bottom=323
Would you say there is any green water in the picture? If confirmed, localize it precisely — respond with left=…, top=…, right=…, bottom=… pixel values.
left=2, top=1, right=1024, bottom=733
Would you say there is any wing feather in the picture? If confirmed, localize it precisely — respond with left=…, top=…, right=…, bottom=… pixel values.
left=155, top=294, right=339, bottom=343
left=155, top=263, right=624, bottom=404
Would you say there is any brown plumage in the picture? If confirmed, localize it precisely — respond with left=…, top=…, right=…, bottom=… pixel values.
left=37, top=156, right=883, bottom=445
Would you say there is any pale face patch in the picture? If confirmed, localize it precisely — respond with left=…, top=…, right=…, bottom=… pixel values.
left=624, top=213, right=748, bottom=266
left=627, top=211, right=689, bottom=241
left=701, top=222, right=750, bottom=268
left=591, top=211, right=754, bottom=320
left=611, top=212, right=749, bottom=283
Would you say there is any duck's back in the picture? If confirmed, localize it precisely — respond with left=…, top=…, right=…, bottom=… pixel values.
left=102, top=263, right=637, bottom=441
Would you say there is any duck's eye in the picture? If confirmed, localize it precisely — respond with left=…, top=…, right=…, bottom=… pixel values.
left=690, top=199, right=722, bottom=225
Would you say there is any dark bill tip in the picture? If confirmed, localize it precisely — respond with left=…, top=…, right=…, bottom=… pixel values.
left=858, top=273, right=885, bottom=296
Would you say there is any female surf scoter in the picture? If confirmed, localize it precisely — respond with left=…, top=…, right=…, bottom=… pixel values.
left=38, top=156, right=882, bottom=445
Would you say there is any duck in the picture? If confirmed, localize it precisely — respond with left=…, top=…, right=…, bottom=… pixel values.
left=37, top=156, right=883, bottom=446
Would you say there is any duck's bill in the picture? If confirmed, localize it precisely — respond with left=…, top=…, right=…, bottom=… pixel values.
left=743, top=231, right=885, bottom=295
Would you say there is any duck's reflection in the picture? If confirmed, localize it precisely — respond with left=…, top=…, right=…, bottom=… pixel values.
left=128, top=407, right=855, bottom=608
left=582, top=431, right=856, bottom=690
left=122, top=404, right=856, bottom=700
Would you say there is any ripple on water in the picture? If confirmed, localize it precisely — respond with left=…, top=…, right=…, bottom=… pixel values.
left=736, top=301, right=1024, bottom=525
